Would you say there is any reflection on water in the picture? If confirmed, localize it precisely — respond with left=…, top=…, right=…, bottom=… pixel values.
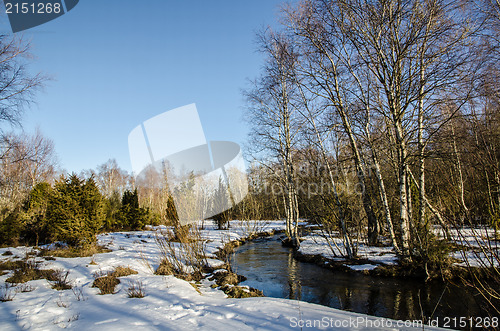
left=230, top=236, right=485, bottom=325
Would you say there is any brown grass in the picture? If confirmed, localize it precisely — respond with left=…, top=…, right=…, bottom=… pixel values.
left=189, top=282, right=202, bottom=295
left=39, top=244, right=111, bottom=258
left=5, top=259, right=56, bottom=284
left=0, top=259, right=25, bottom=271
left=112, top=266, right=138, bottom=277
left=210, top=271, right=245, bottom=286
left=126, top=280, right=145, bottom=298
left=220, top=285, right=263, bottom=298
left=92, top=271, right=120, bottom=295
left=154, top=259, right=174, bottom=276
left=50, top=269, right=73, bottom=290
left=154, top=225, right=208, bottom=281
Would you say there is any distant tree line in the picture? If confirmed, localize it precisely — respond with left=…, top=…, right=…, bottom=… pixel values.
left=0, top=172, right=152, bottom=247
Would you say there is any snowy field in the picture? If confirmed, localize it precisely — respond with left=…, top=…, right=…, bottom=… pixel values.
left=298, top=233, right=398, bottom=269
left=0, top=221, right=448, bottom=330
left=298, top=225, right=499, bottom=270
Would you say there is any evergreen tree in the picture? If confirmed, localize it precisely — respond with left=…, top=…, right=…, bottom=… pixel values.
left=0, top=207, right=22, bottom=246
left=212, top=177, right=230, bottom=230
left=81, top=176, right=105, bottom=236
left=103, top=190, right=121, bottom=230
left=119, top=189, right=148, bottom=230
left=21, top=182, right=52, bottom=246
left=46, top=174, right=105, bottom=246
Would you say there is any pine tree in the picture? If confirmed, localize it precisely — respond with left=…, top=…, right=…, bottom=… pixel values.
left=47, top=174, right=105, bottom=246
left=21, top=182, right=52, bottom=246
left=0, top=207, right=22, bottom=246
left=119, top=189, right=148, bottom=230
left=103, top=190, right=121, bottom=230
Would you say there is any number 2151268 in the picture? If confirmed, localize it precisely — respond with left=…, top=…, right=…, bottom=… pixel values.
left=5, top=2, right=62, bottom=14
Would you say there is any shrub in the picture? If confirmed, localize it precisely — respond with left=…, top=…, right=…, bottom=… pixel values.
left=0, top=283, right=16, bottom=302
left=92, top=272, right=120, bottom=295
left=112, top=266, right=138, bottom=277
left=5, top=259, right=56, bottom=284
left=15, top=283, right=35, bottom=293
left=50, top=269, right=73, bottom=290
left=72, top=286, right=87, bottom=301
left=126, top=280, right=145, bottom=298
left=410, top=226, right=454, bottom=280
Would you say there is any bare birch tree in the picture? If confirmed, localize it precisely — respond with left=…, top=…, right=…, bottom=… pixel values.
left=282, top=2, right=381, bottom=245
left=315, top=0, right=476, bottom=256
left=245, top=30, right=302, bottom=248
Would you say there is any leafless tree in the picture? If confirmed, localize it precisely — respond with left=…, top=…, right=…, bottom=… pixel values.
left=94, top=159, right=131, bottom=198
left=0, top=130, right=57, bottom=210
left=0, top=35, right=46, bottom=211
left=282, top=1, right=382, bottom=245
left=244, top=30, right=302, bottom=248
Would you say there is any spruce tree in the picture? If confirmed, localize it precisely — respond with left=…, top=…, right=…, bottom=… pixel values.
left=119, top=189, right=148, bottom=230
left=21, top=182, right=52, bottom=246
left=47, top=174, right=105, bottom=246
left=103, top=190, right=121, bottom=230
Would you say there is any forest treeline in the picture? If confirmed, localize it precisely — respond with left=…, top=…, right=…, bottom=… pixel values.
left=242, top=0, right=500, bottom=261
left=0, top=159, right=152, bottom=247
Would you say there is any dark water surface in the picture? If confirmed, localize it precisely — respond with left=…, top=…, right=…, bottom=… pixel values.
left=231, top=236, right=488, bottom=329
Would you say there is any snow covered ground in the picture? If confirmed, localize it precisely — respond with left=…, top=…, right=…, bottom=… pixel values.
left=297, top=229, right=398, bottom=271
left=298, top=226, right=499, bottom=270
left=0, top=221, right=447, bottom=330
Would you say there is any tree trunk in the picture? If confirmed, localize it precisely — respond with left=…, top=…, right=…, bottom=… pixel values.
left=394, top=119, right=411, bottom=257
left=371, top=145, right=400, bottom=253
left=451, top=116, right=469, bottom=222
left=337, top=109, right=379, bottom=245
left=310, top=112, right=353, bottom=258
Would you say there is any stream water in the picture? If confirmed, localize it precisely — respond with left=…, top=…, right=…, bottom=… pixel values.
left=230, top=236, right=487, bottom=329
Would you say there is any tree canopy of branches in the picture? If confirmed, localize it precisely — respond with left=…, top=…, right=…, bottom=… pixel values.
left=245, top=0, right=495, bottom=261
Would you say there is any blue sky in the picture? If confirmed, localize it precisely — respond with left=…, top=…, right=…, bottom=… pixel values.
left=2, top=0, right=288, bottom=174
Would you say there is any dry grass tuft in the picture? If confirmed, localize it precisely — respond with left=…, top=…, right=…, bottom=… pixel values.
left=92, top=271, right=120, bottom=295
left=126, top=280, right=145, bottom=298
left=154, top=259, right=174, bottom=276
left=5, top=259, right=56, bottom=284
left=112, top=266, right=138, bottom=277
left=49, top=269, right=73, bottom=290
left=220, top=285, right=263, bottom=298
left=0, top=283, right=16, bottom=301
left=154, top=225, right=208, bottom=281
left=39, top=244, right=111, bottom=258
